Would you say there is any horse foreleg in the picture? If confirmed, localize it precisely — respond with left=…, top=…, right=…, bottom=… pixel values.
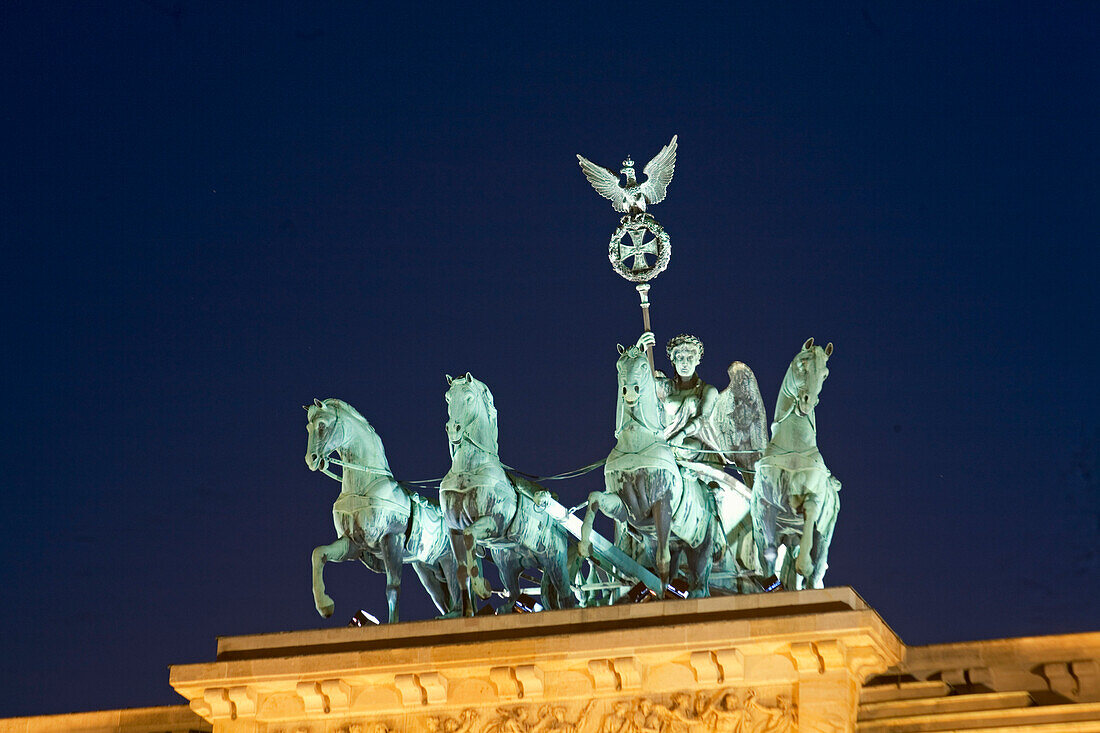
left=579, top=491, right=600, bottom=557
left=580, top=491, right=627, bottom=557
left=448, top=529, right=476, bottom=617
left=311, top=536, right=360, bottom=618
left=652, top=497, right=672, bottom=592
left=795, top=498, right=820, bottom=580
left=379, top=533, right=404, bottom=624
left=462, top=516, right=496, bottom=600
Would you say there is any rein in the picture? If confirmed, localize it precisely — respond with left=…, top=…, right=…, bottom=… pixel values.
left=773, top=377, right=817, bottom=434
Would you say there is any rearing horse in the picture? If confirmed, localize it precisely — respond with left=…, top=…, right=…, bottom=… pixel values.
left=305, top=398, right=460, bottom=622
left=580, top=344, right=720, bottom=595
left=751, top=338, right=840, bottom=590
left=441, top=373, right=575, bottom=614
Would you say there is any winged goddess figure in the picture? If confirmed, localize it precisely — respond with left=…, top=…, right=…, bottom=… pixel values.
left=577, top=135, right=678, bottom=215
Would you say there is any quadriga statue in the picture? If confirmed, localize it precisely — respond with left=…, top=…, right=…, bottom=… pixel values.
left=304, top=398, right=460, bottom=622
left=751, top=339, right=841, bottom=590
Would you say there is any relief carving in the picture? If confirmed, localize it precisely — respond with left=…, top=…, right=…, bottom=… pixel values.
left=416, top=693, right=792, bottom=733
left=599, top=690, right=795, bottom=733
left=485, top=702, right=595, bottom=733
left=427, top=710, right=480, bottom=733
left=337, top=724, right=391, bottom=733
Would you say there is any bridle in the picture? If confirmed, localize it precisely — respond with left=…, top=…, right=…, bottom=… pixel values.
left=774, top=367, right=818, bottom=435
left=446, top=381, right=499, bottom=460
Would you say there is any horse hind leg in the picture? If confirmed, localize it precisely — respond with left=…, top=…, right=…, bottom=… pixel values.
left=686, top=526, right=717, bottom=599
left=412, top=561, right=449, bottom=618
left=751, top=469, right=781, bottom=575
left=311, top=535, right=360, bottom=618
left=492, top=549, right=524, bottom=614
left=436, top=549, right=463, bottom=617
left=541, top=533, right=577, bottom=610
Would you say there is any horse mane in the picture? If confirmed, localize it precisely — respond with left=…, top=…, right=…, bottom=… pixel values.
left=323, top=398, right=373, bottom=430
left=316, top=398, right=388, bottom=468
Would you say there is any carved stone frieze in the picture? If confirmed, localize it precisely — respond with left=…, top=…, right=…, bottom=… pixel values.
left=596, top=691, right=795, bottom=733
left=412, top=691, right=791, bottom=733
left=337, top=724, right=391, bottom=733
left=426, top=710, right=479, bottom=733
left=484, top=701, right=595, bottom=733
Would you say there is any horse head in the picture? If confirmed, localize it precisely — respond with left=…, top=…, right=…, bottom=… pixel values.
left=304, top=398, right=386, bottom=472
left=444, top=372, right=499, bottom=456
left=615, top=344, right=663, bottom=436
left=305, top=398, right=342, bottom=471
left=784, top=338, right=833, bottom=417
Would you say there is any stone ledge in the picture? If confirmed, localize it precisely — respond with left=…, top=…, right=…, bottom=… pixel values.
left=0, top=705, right=210, bottom=733
left=213, top=587, right=872, bottom=662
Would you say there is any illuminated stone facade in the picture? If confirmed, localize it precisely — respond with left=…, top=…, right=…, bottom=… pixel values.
left=2, top=589, right=1098, bottom=733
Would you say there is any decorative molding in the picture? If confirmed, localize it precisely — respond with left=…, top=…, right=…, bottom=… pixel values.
left=588, top=659, right=620, bottom=692
left=689, top=652, right=720, bottom=685
left=712, top=649, right=744, bottom=683
left=491, top=667, right=521, bottom=699
left=396, top=673, right=449, bottom=706
left=515, top=665, right=545, bottom=698
left=613, top=658, right=641, bottom=690
left=788, top=642, right=824, bottom=675
left=227, top=686, right=258, bottom=717
left=202, top=687, right=237, bottom=720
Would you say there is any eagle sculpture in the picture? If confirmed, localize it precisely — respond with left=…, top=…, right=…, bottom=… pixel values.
left=577, top=135, right=678, bottom=215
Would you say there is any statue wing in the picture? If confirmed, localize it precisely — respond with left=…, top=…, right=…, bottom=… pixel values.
left=576, top=154, right=627, bottom=212
left=640, top=134, right=678, bottom=205
left=711, top=360, right=769, bottom=475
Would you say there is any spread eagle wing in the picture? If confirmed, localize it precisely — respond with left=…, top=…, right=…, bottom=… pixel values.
left=711, top=360, right=769, bottom=483
left=576, top=154, right=627, bottom=212
left=639, top=134, right=678, bottom=206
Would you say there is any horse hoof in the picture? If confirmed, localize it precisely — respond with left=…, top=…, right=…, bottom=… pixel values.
left=471, top=576, right=492, bottom=600
left=316, top=601, right=334, bottom=618
left=437, top=609, right=464, bottom=620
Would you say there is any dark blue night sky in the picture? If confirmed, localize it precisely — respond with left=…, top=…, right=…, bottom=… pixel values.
left=1, top=1, right=1097, bottom=718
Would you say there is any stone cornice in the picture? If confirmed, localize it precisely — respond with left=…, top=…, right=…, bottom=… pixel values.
left=170, top=588, right=903, bottom=729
